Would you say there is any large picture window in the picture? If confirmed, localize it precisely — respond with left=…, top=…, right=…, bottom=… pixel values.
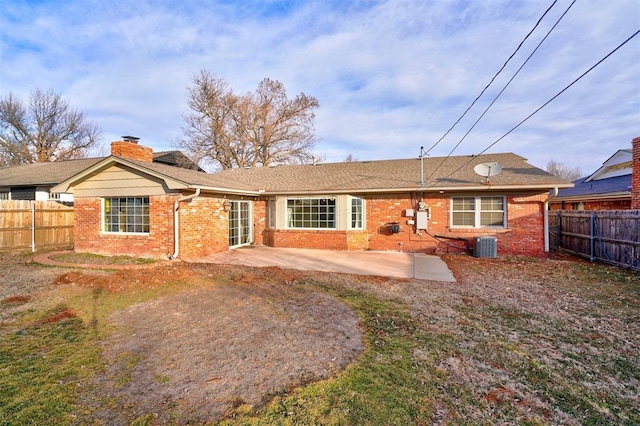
left=451, top=196, right=505, bottom=228
left=104, top=197, right=149, bottom=233
left=287, top=197, right=336, bottom=229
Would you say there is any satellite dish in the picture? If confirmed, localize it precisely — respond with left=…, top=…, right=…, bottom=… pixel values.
left=473, top=162, right=502, bottom=183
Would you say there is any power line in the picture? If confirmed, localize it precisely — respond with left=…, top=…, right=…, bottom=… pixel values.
left=437, top=28, right=640, bottom=184
left=423, top=0, right=576, bottom=185
left=424, top=0, right=560, bottom=156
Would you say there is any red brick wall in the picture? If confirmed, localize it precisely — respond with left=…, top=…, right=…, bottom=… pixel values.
left=74, top=195, right=175, bottom=258
left=365, top=194, right=439, bottom=252
left=632, top=137, right=640, bottom=209
left=110, top=141, right=153, bottom=162
left=253, top=199, right=268, bottom=245
left=265, top=229, right=369, bottom=250
left=74, top=194, right=230, bottom=260
left=255, top=192, right=549, bottom=257
left=176, top=197, right=229, bottom=259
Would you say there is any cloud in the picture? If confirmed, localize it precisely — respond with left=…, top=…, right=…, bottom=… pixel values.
left=0, top=0, right=638, bottom=174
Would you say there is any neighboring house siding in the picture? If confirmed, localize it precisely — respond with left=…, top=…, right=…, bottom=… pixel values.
left=551, top=200, right=631, bottom=211
left=11, top=186, right=36, bottom=200
left=633, top=137, right=640, bottom=209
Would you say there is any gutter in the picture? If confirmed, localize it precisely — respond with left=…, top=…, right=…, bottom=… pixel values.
left=544, top=187, right=559, bottom=253
left=263, top=184, right=572, bottom=196
left=169, top=188, right=201, bottom=260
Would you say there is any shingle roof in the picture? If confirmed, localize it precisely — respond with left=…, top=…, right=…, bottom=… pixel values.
left=152, top=151, right=205, bottom=171
left=0, top=158, right=103, bottom=187
left=122, top=158, right=261, bottom=192
left=22, top=152, right=572, bottom=196
left=205, top=152, right=571, bottom=194
left=555, top=175, right=631, bottom=199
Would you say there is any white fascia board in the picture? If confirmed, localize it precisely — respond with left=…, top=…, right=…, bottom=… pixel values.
left=260, top=183, right=574, bottom=196
left=190, top=185, right=261, bottom=196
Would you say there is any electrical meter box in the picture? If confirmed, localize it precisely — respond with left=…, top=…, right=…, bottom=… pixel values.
left=416, top=210, right=429, bottom=230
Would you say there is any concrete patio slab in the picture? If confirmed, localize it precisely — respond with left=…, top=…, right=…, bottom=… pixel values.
left=196, top=246, right=456, bottom=282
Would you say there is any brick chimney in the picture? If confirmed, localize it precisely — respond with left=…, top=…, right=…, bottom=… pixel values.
left=632, top=136, right=640, bottom=209
left=110, top=136, right=153, bottom=162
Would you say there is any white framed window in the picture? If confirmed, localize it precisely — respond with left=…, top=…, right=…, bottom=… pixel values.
left=451, top=196, right=505, bottom=228
left=287, top=197, right=336, bottom=229
left=0, top=191, right=9, bottom=200
left=268, top=198, right=276, bottom=228
left=103, top=197, right=150, bottom=233
left=350, top=197, right=364, bottom=229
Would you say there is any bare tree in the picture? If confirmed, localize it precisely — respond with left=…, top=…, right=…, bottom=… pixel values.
left=546, top=159, right=583, bottom=181
left=178, top=71, right=319, bottom=170
left=0, top=89, right=102, bottom=166
left=344, top=153, right=358, bottom=162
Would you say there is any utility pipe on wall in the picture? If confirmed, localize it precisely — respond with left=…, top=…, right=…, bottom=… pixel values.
left=544, top=187, right=559, bottom=253
left=170, top=188, right=200, bottom=260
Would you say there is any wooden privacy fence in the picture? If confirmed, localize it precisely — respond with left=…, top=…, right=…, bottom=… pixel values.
left=551, top=210, right=640, bottom=271
left=0, top=200, right=74, bottom=252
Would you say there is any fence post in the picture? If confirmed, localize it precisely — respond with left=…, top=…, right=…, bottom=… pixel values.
left=557, top=211, right=561, bottom=250
left=589, top=211, right=595, bottom=262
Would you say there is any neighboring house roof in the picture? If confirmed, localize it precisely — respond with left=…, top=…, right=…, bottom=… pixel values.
left=554, top=175, right=632, bottom=202
left=554, top=147, right=633, bottom=203
left=585, top=149, right=632, bottom=182
left=52, top=152, right=572, bottom=196
left=152, top=151, right=205, bottom=172
left=0, top=158, right=103, bottom=187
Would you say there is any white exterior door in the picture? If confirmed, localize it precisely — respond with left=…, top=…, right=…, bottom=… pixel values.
left=229, top=200, right=252, bottom=248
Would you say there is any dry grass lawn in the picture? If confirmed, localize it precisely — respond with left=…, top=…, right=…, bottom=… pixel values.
left=0, top=251, right=638, bottom=425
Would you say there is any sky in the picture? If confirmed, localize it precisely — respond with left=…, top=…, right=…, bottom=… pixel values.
left=0, top=0, right=638, bottom=174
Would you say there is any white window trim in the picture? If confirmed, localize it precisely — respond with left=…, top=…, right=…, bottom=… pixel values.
left=101, top=197, right=151, bottom=235
left=450, top=196, right=507, bottom=228
left=349, top=196, right=365, bottom=230
left=286, top=196, right=337, bottom=230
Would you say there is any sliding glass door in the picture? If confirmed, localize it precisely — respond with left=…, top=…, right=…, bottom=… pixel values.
left=229, top=200, right=252, bottom=248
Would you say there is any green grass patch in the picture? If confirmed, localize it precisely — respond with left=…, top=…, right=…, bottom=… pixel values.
left=0, top=304, right=103, bottom=425
left=0, top=275, right=195, bottom=425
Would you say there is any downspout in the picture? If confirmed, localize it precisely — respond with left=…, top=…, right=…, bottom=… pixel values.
left=544, top=187, right=559, bottom=253
left=31, top=200, right=36, bottom=252
left=169, top=188, right=200, bottom=260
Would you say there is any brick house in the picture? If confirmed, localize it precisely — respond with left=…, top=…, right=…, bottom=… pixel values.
left=51, top=138, right=572, bottom=260
left=550, top=137, right=640, bottom=211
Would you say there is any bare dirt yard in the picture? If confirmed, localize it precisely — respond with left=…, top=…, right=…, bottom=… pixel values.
left=1, top=251, right=638, bottom=425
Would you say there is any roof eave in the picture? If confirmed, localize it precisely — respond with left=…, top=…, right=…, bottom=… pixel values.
left=552, top=192, right=632, bottom=203
left=191, top=185, right=261, bottom=196
left=260, top=183, right=573, bottom=196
